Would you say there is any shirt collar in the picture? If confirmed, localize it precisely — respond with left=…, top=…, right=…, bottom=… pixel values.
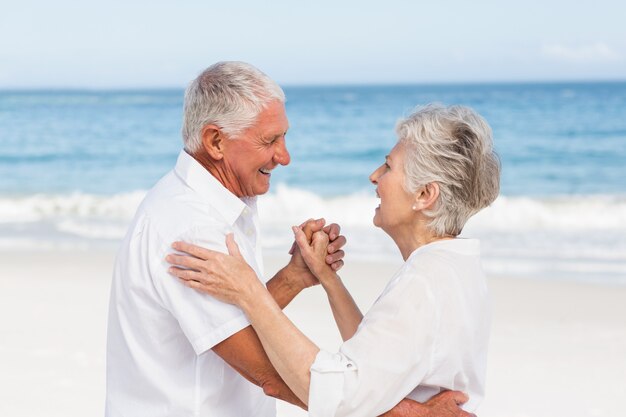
left=407, top=238, right=480, bottom=260
left=174, top=150, right=252, bottom=226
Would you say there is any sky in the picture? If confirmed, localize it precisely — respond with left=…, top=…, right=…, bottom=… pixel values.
left=1, top=0, right=625, bottom=88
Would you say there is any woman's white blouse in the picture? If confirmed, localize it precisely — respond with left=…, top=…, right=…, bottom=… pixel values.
left=308, top=239, right=490, bottom=416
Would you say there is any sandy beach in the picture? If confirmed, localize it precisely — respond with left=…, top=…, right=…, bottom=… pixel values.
left=1, top=248, right=624, bottom=417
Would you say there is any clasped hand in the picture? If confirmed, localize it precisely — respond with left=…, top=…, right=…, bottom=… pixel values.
left=292, top=225, right=338, bottom=284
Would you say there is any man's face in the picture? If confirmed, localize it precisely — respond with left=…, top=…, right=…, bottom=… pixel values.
left=221, top=100, right=291, bottom=197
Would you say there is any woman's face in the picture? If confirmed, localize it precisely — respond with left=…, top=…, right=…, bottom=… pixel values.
left=369, top=142, right=416, bottom=234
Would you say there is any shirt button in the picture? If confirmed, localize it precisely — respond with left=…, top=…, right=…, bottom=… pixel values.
left=245, top=228, right=254, bottom=236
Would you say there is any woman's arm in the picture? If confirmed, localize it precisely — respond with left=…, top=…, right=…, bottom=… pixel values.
left=169, top=234, right=319, bottom=404
left=168, top=235, right=474, bottom=417
left=322, top=274, right=363, bottom=340
left=238, top=282, right=319, bottom=404
left=292, top=227, right=364, bottom=341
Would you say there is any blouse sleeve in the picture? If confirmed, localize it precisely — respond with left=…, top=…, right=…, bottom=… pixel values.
left=308, top=270, right=439, bottom=417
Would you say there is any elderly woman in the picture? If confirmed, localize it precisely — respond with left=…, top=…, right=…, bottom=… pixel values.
left=167, top=104, right=500, bottom=416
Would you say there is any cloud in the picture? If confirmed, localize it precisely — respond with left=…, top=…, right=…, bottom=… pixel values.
left=541, top=42, right=622, bottom=63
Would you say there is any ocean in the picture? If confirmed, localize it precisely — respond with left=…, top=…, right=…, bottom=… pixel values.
left=1, top=83, right=625, bottom=284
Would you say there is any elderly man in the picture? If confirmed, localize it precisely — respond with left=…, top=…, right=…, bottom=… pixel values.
left=105, top=61, right=473, bottom=417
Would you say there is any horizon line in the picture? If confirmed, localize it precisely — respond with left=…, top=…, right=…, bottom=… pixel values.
left=2, top=78, right=626, bottom=92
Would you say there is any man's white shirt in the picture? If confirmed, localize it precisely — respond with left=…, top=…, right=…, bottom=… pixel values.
left=105, top=150, right=275, bottom=417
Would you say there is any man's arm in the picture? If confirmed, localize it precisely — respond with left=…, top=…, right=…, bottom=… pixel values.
left=210, top=262, right=308, bottom=407
left=213, top=326, right=306, bottom=408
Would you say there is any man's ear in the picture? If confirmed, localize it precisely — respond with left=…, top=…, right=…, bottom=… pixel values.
left=200, top=124, right=225, bottom=160
left=413, top=183, right=440, bottom=211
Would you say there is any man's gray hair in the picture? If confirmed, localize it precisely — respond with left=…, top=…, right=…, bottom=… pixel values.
left=182, top=61, right=285, bottom=153
left=397, top=103, right=501, bottom=236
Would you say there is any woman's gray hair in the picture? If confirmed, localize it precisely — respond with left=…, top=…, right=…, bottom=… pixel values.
left=397, top=103, right=501, bottom=236
left=182, top=61, right=285, bottom=153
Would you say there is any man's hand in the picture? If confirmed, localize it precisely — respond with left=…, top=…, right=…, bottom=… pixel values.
left=379, top=391, right=475, bottom=417
left=321, top=221, right=347, bottom=271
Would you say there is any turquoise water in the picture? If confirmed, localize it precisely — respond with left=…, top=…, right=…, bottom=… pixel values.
left=1, top=82, right=625, bottom=197
left=1, top=83, right=625, bottom=283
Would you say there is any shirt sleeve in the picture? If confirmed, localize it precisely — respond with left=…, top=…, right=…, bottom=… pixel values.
left=150, top=223, right=253, bottom=355
left=308, top=270, right=438, bottom=417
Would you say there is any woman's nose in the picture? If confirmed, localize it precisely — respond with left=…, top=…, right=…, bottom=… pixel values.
left=369, top=165, right=381, bottom=184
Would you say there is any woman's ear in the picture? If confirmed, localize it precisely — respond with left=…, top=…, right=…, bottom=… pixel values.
left=413, top=183, right=440, bottom=211
left=200, top=125, right=225, bottom=160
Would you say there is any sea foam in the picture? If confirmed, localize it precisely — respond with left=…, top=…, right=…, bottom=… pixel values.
left=1, top=186, right=625, bottom=283
left=2, top=186, right=625, bottom=235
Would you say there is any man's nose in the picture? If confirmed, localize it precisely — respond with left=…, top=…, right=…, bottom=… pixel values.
left=275, top=139, right=291, bottom=166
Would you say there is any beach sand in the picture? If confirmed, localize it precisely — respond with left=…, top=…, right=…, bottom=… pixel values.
left=1, top=249, right=624, bottom=417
